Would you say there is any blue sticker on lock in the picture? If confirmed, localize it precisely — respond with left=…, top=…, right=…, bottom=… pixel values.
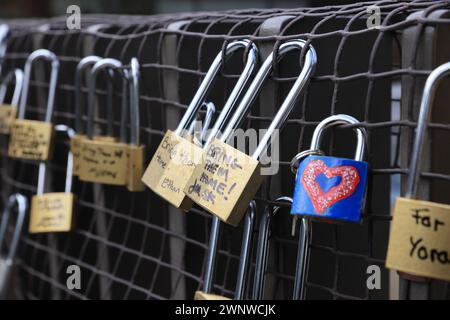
left=291, top=155, right=368, bottom=222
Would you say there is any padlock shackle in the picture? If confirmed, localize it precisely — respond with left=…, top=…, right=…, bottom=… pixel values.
left=56, top=125, right=75, bottom=193
left=202, top=202, right=256, bottom=297
left=202, top=40, right=258, bottom=147
left=188, top=102, right=216, bottom=146
left=234, top=200, right=255, bottom=300
left=128, top=57, right=140, bottom=146
left=175, top=39, right=258, bottom=136
left=252, top=196, right=291, bottom=300
left=18, top=49, right=60, bottom=122
left=0, top=68, right=23, bottom=106
left=309, top=114, right=366, bottom=162
left=219, top=40, right=317, bottom=160
left=406, top=61, right=450, bottom=199
left=36, top=124, right=75, bottom=195
left=0, top=24, right=10, bottom=76
left=293, top=210, right=311, bottom=300
left=0, top=193, right=28, bottom=262
left=87, top=58, right=126, bottom=140
left=74, top=55, right=102, bottom=133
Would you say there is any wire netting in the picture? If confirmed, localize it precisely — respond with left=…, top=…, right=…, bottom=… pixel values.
left=0, top=0, right=450, bottom=300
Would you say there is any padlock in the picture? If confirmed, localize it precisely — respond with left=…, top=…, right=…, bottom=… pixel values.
left=142, top=39, right=259, bottom=210
left=0, top=193, right=28, bottom=299
left=195, top=201, right=255, bottom=300
left=8, top=49, right=59, bottom=161
left=290, top=115, right=368, bottom=223
left=184, top=39, right=317, bottom=226
left=71, top=55, right=102, bottom=176
left=79, top=58, right=130, bottom=186
left=386, top=61, right=450, bottom=286
left=0, top=68, right=23, bottom=134
left=251, top=197, right=311, bottom=300
left=29, top=124, right=76, bottom=233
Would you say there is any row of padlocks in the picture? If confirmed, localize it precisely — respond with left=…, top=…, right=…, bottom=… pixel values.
left=0, top=37, right=449, bottom=299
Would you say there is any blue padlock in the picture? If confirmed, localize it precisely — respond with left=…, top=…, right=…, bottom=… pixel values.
left=290, top=115, right=368, bottom=223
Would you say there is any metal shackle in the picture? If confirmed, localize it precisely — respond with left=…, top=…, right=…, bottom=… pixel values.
left=309, top=114, right=366, bottom=162
left=252, top=197, right=311, bottom=300
left=0, top=193, right=28, bottom=262
left=37, top=124, right=75, bottom=195
left=252, top=197, right=291, bottom=300
left=74, top=55, right=102, bottom=133
left=128, top=57, right=141, bottom=146
left=406, top=61, right=450, bottom=199
left=87, top=58, right=127, bottom=140
left=0, top=24, right=10, bottom=76
left=18, top=49, right=60, bottom=122
left=202, top=201, right=256, bottom=299
left=0, top=69, right=24, bottom=106
left=219, top=40, right=317, bottom=160
left=175, top=39, right=259, bottom=137
left=234, top=201, right=255, bottom=300
left=188, top=102, right=216, bottom=146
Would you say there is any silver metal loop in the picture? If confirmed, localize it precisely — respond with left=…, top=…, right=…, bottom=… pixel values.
left=0, top=193, right=28, bottom=262
left=406, top=61, right=450, bottom=199
left=37, top=125, right=75, bottom=195
left=290, top=149, right=324, bottom=174
left=188, top=102, right=216, bottom=147
left=0, top=24, right=10, bottom=77
left=128, top=57, right=140, bottom=146
left=0, top=69, right=24, bottom=106
left=175, top=39, right=259, bottom=135
left=74, top=55, right=102, bottom=133
left=87, top=58, right=126, bottom=139
left=234, top=200, right=255, bottom=300
left=252, top=196, right=292, bottom=300
left=18, top=49, right=60, bottom=122
left=309, top=114, right=366, bottom=162
left=219, top=40, right=317, bottom=160
left=202, top=201, right=256, bottom=298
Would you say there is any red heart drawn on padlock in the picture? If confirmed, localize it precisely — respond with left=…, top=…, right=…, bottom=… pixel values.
left=301, top=159, right=360, bottom=213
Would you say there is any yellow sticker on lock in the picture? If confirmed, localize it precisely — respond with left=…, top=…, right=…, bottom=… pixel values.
left=194, top=291, right=231, bottom=300
left=29, top=193, right=75, bottom=233
left=184, top=138, right=263, bottom=226
left=79, top=139, right=128, bottom=185
left=0, top=104, right=18, bottom=134
left=141, top=130, right=203, bottom=210
left=386, top=197, right=450, bottom=282
left=8, top=119, right=54, bottom=161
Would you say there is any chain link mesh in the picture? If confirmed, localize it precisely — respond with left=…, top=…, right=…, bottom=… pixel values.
left=0, top=0, right=449, bottom=300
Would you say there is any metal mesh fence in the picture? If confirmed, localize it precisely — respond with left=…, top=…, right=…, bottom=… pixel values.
left=0, top=0, right=449, bottom=300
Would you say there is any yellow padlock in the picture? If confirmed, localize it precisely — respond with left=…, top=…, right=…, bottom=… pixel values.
left=184, top=40, right=317, bottom=226
left=8, top=49, right=59, bottom=161
left=71, top=55, right=103, bottom=176
left=29, top=125, right=76, bottom=233
left=386, top=61, right=450, bottom=286
left=0, top=69, right=23, bottom=134
left=78, top=58, right=130, bottom=186
left=142, top=39, right=259, bottom=209
left=194, top=202, right=255, bottom=300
